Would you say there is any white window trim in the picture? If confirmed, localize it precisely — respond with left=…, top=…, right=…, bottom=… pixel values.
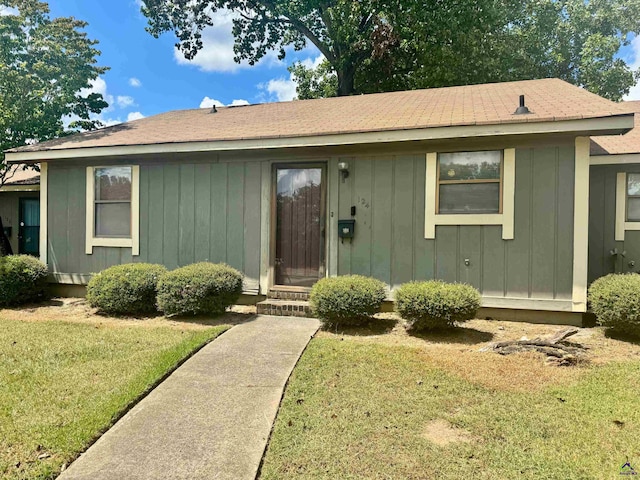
left=424, top=148, right=515, bottom=240
left=615, top=171, right=640, bottom=241
left=85, top=165, right=140, bottom=255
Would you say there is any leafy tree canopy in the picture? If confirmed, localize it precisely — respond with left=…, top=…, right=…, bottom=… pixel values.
left=0, top=0, right=108, bottom=186
left=144, top=0, right=640, bottom=101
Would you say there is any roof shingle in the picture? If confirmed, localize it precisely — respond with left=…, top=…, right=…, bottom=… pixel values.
left=8, top=78, right=630, bottom=154
left=591, top=101, right=640, bottom=155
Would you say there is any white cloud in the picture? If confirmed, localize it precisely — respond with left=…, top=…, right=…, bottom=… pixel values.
left=625, top=35, right=640, bottom=101
left=116, top=95, right=135, bottom=108
left=80, top=77, right=115, bottom=111
left=199, top=97, right=250, bottom=108
left=0, top=6, right=18, bottom=15
left=129, top=77, right=142, bottom=88
left=174, top=9, right=281, bottom=73
left=199, top=97, right=225, bottom=108
left=127, top=111, right=145, bottom=121
left=69, top=77, right=145, bottom=128
left=263, top=78, right=297, bottom=102
left=258, top=54, right=325, bottom=102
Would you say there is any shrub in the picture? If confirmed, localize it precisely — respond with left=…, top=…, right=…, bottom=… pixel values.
left=156, top=262, right=243, bottom=316
left=589, top=274, right=640, bottom=335
left=395, top=280, right=481, bottom=331
left=310, top=275, right=387, bottom=326
left=86, top=263, right=167, bottom=315
left=0, top=255, right=49, bottom=306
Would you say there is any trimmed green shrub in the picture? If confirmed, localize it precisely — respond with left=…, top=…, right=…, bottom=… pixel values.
left=86, top=263, right=167, bottom=315
left=156, top=262, right=243, bottom=316
left=395, top=280, right=481, bottom=331
left=310, top=275, right=387, bottom=326
left=0, top=255, right=49, bottom=306
left=589, top=273, right=640, bottom=335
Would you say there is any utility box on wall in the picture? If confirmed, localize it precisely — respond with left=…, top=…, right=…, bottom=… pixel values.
left=338, top=219, right=355, bottom=240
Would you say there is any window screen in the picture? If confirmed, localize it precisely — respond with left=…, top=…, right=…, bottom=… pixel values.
left=437, top=151, right=502, bottom=214
left=94, top=167, right=132, bottom=237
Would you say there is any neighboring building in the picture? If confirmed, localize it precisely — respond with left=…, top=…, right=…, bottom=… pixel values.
left=590, top=101, right=640, bottom=282
left=0, top=166, right=40, bottom=256
left=4, top=79, right=635, bottom=324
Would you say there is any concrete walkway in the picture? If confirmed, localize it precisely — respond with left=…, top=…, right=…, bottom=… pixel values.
left=58, top=315, right=320, bottom=480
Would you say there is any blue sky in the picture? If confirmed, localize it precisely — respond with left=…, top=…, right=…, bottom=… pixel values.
left=38, top=1, right=640, bottom=125
left=45, top=0, right=321, bottom=125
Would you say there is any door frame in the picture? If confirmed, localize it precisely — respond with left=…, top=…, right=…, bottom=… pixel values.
left=18, top=196, right=40, bottom=257
left=269, top=162, right=328, bottom=291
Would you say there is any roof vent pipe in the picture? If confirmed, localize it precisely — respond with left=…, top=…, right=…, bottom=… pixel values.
left=514, top=95, right=531, bottom=115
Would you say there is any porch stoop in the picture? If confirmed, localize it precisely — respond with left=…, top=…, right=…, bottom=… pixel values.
left=256, top=289, right=313, bottom=317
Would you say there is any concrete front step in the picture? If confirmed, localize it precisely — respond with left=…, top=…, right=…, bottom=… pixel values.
left=267, top=289, right=310, bottom=301
left=256, top=299, right=312, bottom=317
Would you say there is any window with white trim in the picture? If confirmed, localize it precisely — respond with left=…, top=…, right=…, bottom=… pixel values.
left=437, top=151, right=503, bottom=214
left=86, top=165, right=140, bottom=255
left=626, top=174, right=640, bottom=221
left=94, top=167, right=132, bottom=237
left=424, top=149, right=515, bottom=240
left=615, top=172, right=640, bottom=241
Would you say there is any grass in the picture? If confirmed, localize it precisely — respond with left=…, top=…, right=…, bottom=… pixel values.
left=260, top=337, right=640, bottom=480
left=0, top=316, right=230, bottom=480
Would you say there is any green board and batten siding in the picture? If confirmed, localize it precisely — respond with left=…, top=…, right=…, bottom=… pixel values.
left=46, top=141, right=576, bottom=303
left=589, top=163, right=640, bottom=282
left=47, top=160, right=263, bottom=293
left=334, top=145, right=575, bottom=301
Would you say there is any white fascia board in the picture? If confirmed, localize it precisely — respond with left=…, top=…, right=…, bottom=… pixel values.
left=590, top=153, right=640, bottom=165
left=5, top=115, right=633, bottom=163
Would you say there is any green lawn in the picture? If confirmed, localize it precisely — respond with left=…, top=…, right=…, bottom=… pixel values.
left=260, top=338, right=640, bottom=480
left=0, top=317, right=229, bottom=480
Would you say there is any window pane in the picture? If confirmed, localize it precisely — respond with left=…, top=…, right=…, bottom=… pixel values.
left=439, top=183, right=500, bottom=214
left=95, top=203, right=131, bottom=237
left=95, top=167, right=132, bottom=201
left=439, top=151, right=501, bottom=181
left=628, top=174, right=640, bottom=196
left=628, top=198, right=640, bottom=221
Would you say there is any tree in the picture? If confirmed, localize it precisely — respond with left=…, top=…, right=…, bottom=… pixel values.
left=0, top=0, right=108, bottom=187
left=143, top=0, right=640, bottom=101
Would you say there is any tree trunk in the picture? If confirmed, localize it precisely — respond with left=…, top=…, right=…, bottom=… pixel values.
left=336, top=66, right=355, bottom=96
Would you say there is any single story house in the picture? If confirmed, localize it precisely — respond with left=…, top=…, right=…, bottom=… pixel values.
left=5, top=78, right=637, bottom=325
left=0, top=166, right=40, bottom=256
left=590, top=101, right=640, bottom=281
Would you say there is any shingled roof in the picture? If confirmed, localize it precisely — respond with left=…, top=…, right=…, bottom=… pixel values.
left=591, top=101, right=640, bottom=156
left=6, top=78, right=632, bottom=156
left=2, top=166, right=40, bottom=186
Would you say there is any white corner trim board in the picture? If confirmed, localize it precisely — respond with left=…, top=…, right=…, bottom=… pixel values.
left=424, top=148, right=515, bottom=240
left=572, top=137, right=590, bottom=313
left=85, top=165, right=140, bottom=256
left=615, top=171, right=640, bottom=242
left=39, top=163, right=48, bottom=265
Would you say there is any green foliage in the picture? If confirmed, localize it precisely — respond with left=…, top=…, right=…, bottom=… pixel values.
left=394, top=280, right=481, bottom=331
left=0, top=255, right=48, bottom=306
left=156, top=262, right=243, bottom=316
left=310, top=275, right=386, bottom=326
left=143, top=0, right=640, bottom=101
left=288, top=59, right=338, bottom=100
left=0, top=0, right=108, bottom=187
left=86, top=263, right=167, bottom=315
left=589, top=274, right=640, bottom=336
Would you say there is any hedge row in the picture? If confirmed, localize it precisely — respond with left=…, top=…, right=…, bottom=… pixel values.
left=87, top=262, right=243, bottom=316
left=310, top=275, right=481, bottom=331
